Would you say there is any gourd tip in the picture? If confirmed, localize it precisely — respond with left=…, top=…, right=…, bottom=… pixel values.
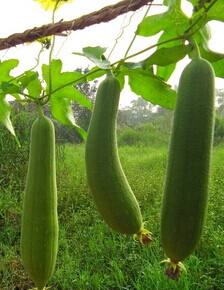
left=133, top=228, right=152, bottom=245
left=160, top=258, right=187, bottom=280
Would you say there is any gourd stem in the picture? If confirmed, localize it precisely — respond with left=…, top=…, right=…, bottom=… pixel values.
left=37, top=105, right=45, bottom=118
left=189, top=37, right=201, bottom=59
left=106, top=70, right=114, bottom=78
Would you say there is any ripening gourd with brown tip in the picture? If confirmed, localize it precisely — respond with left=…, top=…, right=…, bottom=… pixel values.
left=85, top=71, right=152, bottom=245
left=160, top=55, right=215, bottom=280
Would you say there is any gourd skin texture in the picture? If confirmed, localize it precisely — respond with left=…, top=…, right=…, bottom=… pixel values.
left=161, top=57, right=215, bottom=263
left=85, top=74, right=143, bottom=235
left=21, top=115, right=58, bottom=290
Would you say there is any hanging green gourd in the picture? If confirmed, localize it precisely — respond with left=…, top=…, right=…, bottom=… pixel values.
left=21, top=106, right=58, bottom=290
left=85, top=71, right=152, bottom=245
left=160, top=44, right=215, bottom=279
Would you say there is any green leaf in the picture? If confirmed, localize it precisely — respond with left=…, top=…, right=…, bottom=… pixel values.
left=211, top=58, right=224, bottom=78
left=0, top=59, right=19, bottom=82
left=126, top=69, right=176, bottom=109
left=17, top=70, right=42, bottom=98
left=50, top=97, right=86, bottom=140
left=156, top=63, right=177, bottom=81
left=86, top=67, right=105, bottom=81
left=42, top=59, right=85, bottom=92
left=75, top=127, right=87, bottom=141
left=26, top=78, right=43, bottom=98
left=0, top=82, right=22, bottom=94
left=190, top=1, right=224, bottom=22
left=0, top=59, right=20, bottom=101
left=124, top=61, right=147, bottom=70
left=42, top=59, right=92, bottom=109
left=0, top=94, right=16, bottom=136
left=83, top=46, right=107, bottom=59
left=137, top=6, right=189, bottom=81
left=18, top=71, right=39, bottom=88
left=116, top=73, right=125, bottom=92
left=136, top=12, right=170, bottom=37
left=42, top=59, right=84, bottom=89
left=144, top=44, right=193, bottom=81
left=145, top=44, right=193, bottom=66
left=50, top=97, right=76, bottom=126
left=207, top=0, right=224, bottom=22
left=52, top=85, right=92, bottom=109
left=137, top=1, right=189, bottom=38
left=42, top=59, right=92, bottom=136
left=124, top=45, right=192, bottom=83
left=74, top=46, right=111, bottom=69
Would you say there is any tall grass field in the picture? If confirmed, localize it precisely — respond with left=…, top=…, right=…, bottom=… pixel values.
left=0, top=128, right=224, bottom=289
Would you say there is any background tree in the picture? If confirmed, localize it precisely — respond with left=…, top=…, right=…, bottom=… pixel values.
left=119, top=97, right=155, bottom=127
left=216, top=89, right=224, bottom=117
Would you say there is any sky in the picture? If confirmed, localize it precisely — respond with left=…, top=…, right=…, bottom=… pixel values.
left=1, top=0, right=224, bottom=107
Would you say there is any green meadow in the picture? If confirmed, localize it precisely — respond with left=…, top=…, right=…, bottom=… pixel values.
left=0, top=124, right=224, bottom=290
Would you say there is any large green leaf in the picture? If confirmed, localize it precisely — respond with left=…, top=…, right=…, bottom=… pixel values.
left=0, top=59, right=19, bottom=82
left=50, top=96, right=86, bottom=140
left=42, top=59, right=92, bottom=109
left=0, top=59, right=19, bottom=136
left=0, top=65, right=43, bottom=100
left=146, top=44, right=193, bottom=66
left=189, top=0, right=224, bottom=22
left=136, top=12, right=170, bottom=37
left=18, top=71, right=43, bottom=98
left=137, top=1, right=190, bottom=84
left=211, top=58, right=224, bottom=78
left=26, top=78, right=43, bottom=98
left=156, top=63, right=177, bottom=82
left=0, top=59, right=20, bottom=99
left=125, top=69, right=176, bottom=109
left=137, top=0, right=189, bottom=38
left=206, top=0, right=224, bottom=22
left=86, top=66, right=106, bottom=82
left=42, top=59, right=92, bottom=138
left=50, top=97, right=76, bottom=126
left=0, top=82, right=23, bottom=94
left=0, top=94, right=16, bottom=136
left=42, top=59, right=83, bottom=90
left=18, top=71, right=38, bottom=87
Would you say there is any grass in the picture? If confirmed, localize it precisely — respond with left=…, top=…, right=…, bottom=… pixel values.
left=0, top=143, right=224, bottom=289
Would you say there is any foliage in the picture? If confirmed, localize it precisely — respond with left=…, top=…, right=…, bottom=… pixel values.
left=0, top=69, right=97, bottom=192
left=0, top=58, right=91, bottom=140
left=0, top=0, right=224, bottom=139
